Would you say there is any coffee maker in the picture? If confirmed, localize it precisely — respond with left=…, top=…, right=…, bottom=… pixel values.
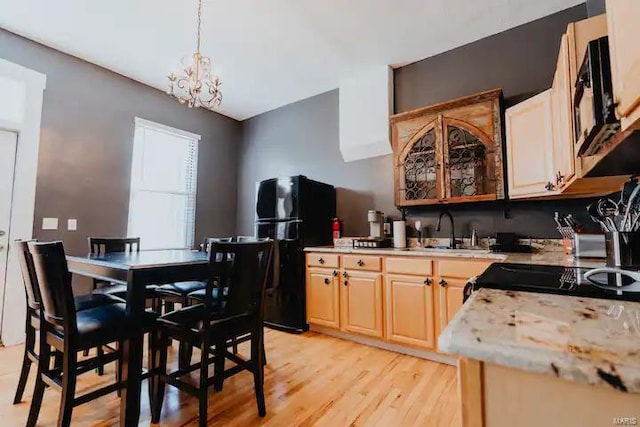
left=353, top=210, right=391, bottom=248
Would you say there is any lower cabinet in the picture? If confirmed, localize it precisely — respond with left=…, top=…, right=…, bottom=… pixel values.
left=306, top=267, right=340, bottom=328
left=437, top=277, right=467, bottom=335
left=341, top=271, right=384, bottom=338
left=385, top=275, right=435, bottom=349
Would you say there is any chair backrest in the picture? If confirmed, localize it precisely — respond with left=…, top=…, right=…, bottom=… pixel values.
left=89, top=237, right=140, bottom=255
left=13, top=239, right=40, bottom=310
left=201, top=237, right=233, bottom=253
left=206, top=240, right=273, bottom=320
left=28, top=241, right=77, bottom=332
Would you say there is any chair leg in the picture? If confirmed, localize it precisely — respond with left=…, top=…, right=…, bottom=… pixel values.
left=232, top=338, right=238, bottom=354
left=151, top=331, right=168, bottom=424
left=213, top=338, right=226, bottom=392
left=13, top=322, right=35, bottom=404
left=252, top=328, right=266, bottom=417
left=26, top=335, right=51, bottom=427
left=96, top=345, right=105, bottom=376
left=262, top=341, right=267, bottom=366
left=198, top=337, right=210, bottom=427
left=58, top=348, right=77, bottom=427
left=116, top=341, right=122, bottom=397
left=164, top=301, right=175, bottom=348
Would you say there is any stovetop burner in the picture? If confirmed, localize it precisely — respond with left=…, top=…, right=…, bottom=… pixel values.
left=472, top=263, right=640, bottom=302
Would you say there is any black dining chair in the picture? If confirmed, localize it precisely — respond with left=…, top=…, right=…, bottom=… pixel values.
left=151, top=240, right=274, bottom=427
left=89, top=237, right=160, bottom=309
left=25, top=241, right=160, bottom=427
left=154, top=237, right=233, bottom=369
left=12, top=240, right=124, bottom=404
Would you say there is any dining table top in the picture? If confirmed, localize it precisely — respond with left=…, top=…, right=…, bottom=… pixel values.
left=66, top=249, right=209, bottom=270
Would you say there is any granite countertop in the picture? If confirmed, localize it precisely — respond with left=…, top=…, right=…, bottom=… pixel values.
left=438, top=288, right=640, bottom=393
left=304, top=246, right=605, bottom=269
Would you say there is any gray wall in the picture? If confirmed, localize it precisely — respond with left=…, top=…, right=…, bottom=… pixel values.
left=0, top=29, right=240, bottom=260
left=237, top=5, right=602, bottom=239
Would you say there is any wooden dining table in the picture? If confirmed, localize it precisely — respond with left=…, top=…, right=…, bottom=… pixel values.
left=67, top=249, right=210, bottom=427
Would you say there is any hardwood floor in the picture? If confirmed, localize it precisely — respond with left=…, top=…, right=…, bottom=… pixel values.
left=0, top=329, right=461, bottom=426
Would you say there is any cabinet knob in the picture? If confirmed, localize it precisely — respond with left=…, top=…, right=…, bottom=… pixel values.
left=439, top=279, right=447, bottom=288
left=357, top=259, right=364, bottom=267
left=556, top=171, right=565, bottom=185
left=324, top=278, right=331, bottom=285
left=332, top=270, right=339, bottom=277
left=343, top=280, right=348, bottom=286
left=318, top=257, right=325, bottom=264
left=342, top=271, right=348, bottom=278
left=424, top=278, right=432, bottom=286
left=545, top=181, right=556, bottom=191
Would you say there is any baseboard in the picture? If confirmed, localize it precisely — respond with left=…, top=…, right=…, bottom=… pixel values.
left=310, top=325, right=457, bottom=366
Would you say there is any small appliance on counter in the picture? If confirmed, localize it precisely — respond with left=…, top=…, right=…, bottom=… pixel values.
left=489, top=232, right=532, bottom=253
left=352, top=210, right=392, bottom=248
left=573, top=234, right=606, bottom=258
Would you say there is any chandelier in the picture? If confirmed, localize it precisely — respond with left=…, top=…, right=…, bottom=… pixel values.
left=167, top=0, right=222, bottom=109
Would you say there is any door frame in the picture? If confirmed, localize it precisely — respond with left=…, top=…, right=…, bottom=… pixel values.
left=0, top=58, right=46, bottom=346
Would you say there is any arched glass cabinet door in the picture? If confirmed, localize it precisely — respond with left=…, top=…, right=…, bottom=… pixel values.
left=397, top=120, right=443, bottom=205
left=443, top=118, right=496, bottom=200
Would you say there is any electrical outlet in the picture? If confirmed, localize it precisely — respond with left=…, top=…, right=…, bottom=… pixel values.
left=67, top=219, right=77, bottom=231
left=42, top=217, right=58, bottom=230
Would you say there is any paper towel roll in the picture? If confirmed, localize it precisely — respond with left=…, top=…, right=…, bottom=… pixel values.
left=393, top=221, right=406, bottom=248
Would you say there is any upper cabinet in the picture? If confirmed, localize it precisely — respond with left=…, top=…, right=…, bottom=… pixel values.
left=606, top=0, right=640, bottom=131
left=506, top=90, right=557, bottom=198
left=391, top=89, right=504, bottom=207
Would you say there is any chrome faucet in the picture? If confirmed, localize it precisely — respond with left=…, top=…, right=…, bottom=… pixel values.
left=435, top=211, right=456, bottom=249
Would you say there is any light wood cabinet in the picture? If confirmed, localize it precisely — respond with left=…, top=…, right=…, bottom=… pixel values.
left=606, top=0, right=640, bottom=131
left=505, top=90, right=557, bottom=198
left=437, top=277, right=467, bottom=335
left=306, top=267, right=340, bottom=329
left=391, top=89, right=504, bottom=206
left=551, top=34, right=576, bottom=189
left=385, top=275, right=435, bottom=349
left=341, top=271, right=384, bottom=338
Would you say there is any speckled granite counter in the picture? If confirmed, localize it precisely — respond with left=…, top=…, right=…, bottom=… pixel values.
left=304, top=246, right=605, bottom=269
left=439, top=288, right=640, bottom=393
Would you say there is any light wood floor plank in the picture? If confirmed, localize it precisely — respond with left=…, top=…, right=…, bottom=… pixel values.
left=0, top=329, right=460, bottom=426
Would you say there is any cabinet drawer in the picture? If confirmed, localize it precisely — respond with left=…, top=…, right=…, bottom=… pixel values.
left=342, top=255, right=382, bottom=271
left=307, top=253, right=339, bottom=268
left=385, top=257, right=433, bottom=276
left=438, top=260, right=493, bottom=279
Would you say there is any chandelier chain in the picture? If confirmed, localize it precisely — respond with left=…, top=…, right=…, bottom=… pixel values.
left=196, top=0, right=202, bottom=53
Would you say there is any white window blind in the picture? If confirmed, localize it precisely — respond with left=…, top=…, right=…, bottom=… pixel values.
left=127, top=118, right=200, bottom=250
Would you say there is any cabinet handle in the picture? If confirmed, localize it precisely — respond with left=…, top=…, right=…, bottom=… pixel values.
left=318, top=257, right=325, bottom=265
left=439, top=279, right=447, bottom=288
left=332, top=270, right=338, bottom=277
left=424, top=278, right=432, bottom=286
left=342, top=271, right=348, bottom=278
left=343, top=280, right=348, bottom=286
left=324, top=278, right=331, bottom=285
left=357, top=259, right=364, bottom=267
left=545, top=181, right=556, bottom=191
left=556, top=171, right=564, bottom=185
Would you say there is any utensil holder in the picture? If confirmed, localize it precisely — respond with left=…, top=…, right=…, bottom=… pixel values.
left=605, top=232, right=640, bottom=268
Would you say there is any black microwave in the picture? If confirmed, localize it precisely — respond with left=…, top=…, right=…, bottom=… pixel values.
left=574, top=36, right=620, bottom=157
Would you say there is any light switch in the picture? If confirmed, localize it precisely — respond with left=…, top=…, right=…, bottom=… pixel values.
left=67, top=219, right=77, bottom=231
left=42, top=217, right=58, bottom=230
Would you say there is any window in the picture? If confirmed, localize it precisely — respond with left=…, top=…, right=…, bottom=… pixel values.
left=127, top=118, right=199, bottom=250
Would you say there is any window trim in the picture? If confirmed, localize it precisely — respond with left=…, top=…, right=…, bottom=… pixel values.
left=127, top=117, right=200, bottom=250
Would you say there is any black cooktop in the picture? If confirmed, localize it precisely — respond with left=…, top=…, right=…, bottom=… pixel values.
left=472, top=263, right=640, bottom=302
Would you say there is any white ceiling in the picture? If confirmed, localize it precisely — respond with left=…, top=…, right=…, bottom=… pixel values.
left=0, top=0, right=584, bottom=120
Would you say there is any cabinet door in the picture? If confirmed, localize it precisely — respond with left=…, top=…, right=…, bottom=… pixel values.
left=341, top=271, right=383, bottom=338
left=306, top=268, right=340, bottom=329
left=551, top=34, right=576, bottom=188
left=607, top=0, right=640, bottom=131
left=443, top=118, right=497, bottom=202
left=505, top=90, right=557, bottom=198
left=395, top=118, right=444, bottom=206
left=437, top=277, right=467, bottom=335
left=384, top=275, right=435, bottom=349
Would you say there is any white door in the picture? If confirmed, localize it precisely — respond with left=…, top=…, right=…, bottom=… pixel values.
left=0, top=130, right=18, bottom=344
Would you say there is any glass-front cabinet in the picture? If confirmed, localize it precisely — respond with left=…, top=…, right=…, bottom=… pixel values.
left=391, top=89, right=504, bottom=207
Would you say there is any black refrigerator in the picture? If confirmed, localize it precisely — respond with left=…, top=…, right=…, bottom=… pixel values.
left=255, top=176, right=336, bottom=332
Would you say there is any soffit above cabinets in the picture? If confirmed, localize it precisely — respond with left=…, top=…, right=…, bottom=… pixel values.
left=339, top=66, right=392, bottom=163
